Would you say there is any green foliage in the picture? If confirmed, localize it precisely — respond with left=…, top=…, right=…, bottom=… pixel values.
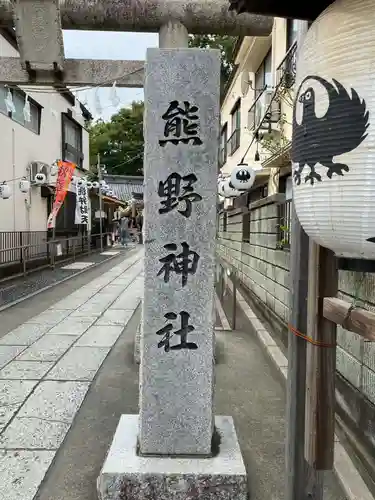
left=188, top=34, right=237, bottom=89
left=88, top=101, right=144, bottom=176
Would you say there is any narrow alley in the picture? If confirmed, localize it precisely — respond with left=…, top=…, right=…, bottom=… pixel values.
left=0, top=250, right=345, bottom=500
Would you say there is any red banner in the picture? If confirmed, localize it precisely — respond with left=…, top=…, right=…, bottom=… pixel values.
left=47, top=160, right=75, bottom=229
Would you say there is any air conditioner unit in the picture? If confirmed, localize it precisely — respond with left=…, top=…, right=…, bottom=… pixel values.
left=29, top=161, right=50, bottom=185
left=254, top=91, right=281, bottom=131
left=262, top=90, right=281, bottom=123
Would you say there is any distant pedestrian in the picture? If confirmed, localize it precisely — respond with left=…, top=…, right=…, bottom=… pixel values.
left=119, top=217, right=130, bottom=247
left=136, top=211, right=143, bottom=244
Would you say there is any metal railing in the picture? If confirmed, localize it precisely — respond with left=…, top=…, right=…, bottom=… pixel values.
left=276, top=41, right=297, bottom=89
left=227, top=128, right=241, bottom=156
left=0, top=231, right=112, bottom=280
left=277, top=199, right=292, bottom=249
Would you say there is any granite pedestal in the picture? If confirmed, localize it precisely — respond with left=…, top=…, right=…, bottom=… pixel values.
left=97, top=415, right=248, bottom=500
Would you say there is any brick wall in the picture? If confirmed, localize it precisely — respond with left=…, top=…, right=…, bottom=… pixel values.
left=217, top=194, right=375, bottom=456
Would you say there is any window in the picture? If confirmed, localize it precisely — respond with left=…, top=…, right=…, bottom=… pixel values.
left=231, top=99, right=241, bottom=132
left=254, top=50, right=272, bottom=124
left=228, top=99, right=241, bottom=155
left=219, top=123, right=228, bottom=166
left=0, top=85, right=41, bottom=134
left=242, top=211, right=250, bottom=243
left=62, top=113, right=84, bottom=168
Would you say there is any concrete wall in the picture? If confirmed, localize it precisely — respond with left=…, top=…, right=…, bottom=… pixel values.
left=0, top=34, right=89, bottom=233
left=217, top=195, right=375, bottom=454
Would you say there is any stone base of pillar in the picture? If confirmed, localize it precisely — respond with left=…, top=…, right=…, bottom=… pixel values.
left=97, top=415, right=248, bottom=500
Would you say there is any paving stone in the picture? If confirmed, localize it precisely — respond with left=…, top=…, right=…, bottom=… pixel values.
left=26, top=309, right=71, bottom=325
left=75, top=325, right=124, bottom=347
left=16, top=380, right=90, bottom=423
left=95, top=309, right=134, bottom=326
left=0, top=324, right=51, bottom=346
left=16, top=335, right=77, bottom=362
left=110, top=294, right=141, bottom=311
left=0, top=380, right=37, bottom=432
left=61, top=262, right=95, bottom=270
left=0, top=361, right=54, bottom=380
left=49, top=298, right=87, bottom=310
left=101, top=285, right=125, bottom=294
left=69, top=302, right=107, bottom=317
left=0, top=416, right=70, bottom=450
left=0, top=450, right=55, bottom=500
left=0, top=346, right=27, bottom=369
left=86, top=294, right=116, bottom=307
left=46, top=317, right=95, bottom=336
left=110, top=278, right=132, bottom=286
left=45, top=346, right=110, bottom=381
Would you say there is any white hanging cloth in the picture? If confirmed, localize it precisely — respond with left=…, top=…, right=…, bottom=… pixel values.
left=4, top=88, right=15, bottom=114
left=23, top=94, right=31, bottom=122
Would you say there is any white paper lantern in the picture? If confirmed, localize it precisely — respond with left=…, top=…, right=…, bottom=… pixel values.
left=230, top=165, right=256, bottom=191
left=34, top=172, right=46, bottom=185
left=0, top=183, right=11, bottom=199
left=92, top=181, right=100, bottom=189
left=50, top=163, right=58, bottom=176
left=218, top=179, right=241, bottom=198
left=86, top=181, right=93, bottom=189
left=292, top=0, right=375, bottom=264
left=19, top=178, right=30, bottom=193
left=76, top=178, right=86, bottom=187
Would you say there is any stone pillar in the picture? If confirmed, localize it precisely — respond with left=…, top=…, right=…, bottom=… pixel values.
left=140, top=47, right=219, bottom=455
left=98, top=46, right=247, bottom=500
left=159, top=20, right=189, bottom=48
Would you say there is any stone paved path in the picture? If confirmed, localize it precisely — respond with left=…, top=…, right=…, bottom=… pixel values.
left=0, top=248, right=144, bottom=500
left=0, top=246, right=136, bottom=310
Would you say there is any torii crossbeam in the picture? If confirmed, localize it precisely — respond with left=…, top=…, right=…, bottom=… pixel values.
left=0, top=0, right=273, bottom=88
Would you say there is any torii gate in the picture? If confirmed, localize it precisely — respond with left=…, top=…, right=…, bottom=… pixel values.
left=0, top=0, right=273, bottom=88
left=0, top=3, right=275, bottom=500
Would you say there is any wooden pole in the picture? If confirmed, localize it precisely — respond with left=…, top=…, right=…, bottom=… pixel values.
left=305, top=243, right=338, bottom=478
left=285, top=19, right=309, bottom=500
left=285, top=203, right=310, bottom=500
left=323, top=297, right=375, bottom=340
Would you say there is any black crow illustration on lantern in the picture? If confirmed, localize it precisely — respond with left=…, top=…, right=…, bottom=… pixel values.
left=292, top=0, right=375, bottom=271
left=230, top=165, right=256, bottom=191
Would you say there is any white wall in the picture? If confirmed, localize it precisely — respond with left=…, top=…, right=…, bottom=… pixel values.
left=220, top=18, right=293, bottom=185
left=0, top=34, right=89, bottom=233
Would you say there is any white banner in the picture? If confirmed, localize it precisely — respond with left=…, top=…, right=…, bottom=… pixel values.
left=75, top=182, right=89, bottom=225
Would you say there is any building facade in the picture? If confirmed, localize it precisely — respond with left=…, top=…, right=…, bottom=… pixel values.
left=217, top=20, right=375, bottom=475
left=0, top=28, right=91, bottom=234
left=219, top=19, right=303, bottom=204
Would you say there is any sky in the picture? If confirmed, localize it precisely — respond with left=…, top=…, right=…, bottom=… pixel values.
left=62, top=31, right=158, bottom=122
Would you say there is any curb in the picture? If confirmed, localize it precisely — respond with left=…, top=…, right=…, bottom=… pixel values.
left=224, top=278, right=374, bottom=500
left=0, top=251, right=127, bottom=314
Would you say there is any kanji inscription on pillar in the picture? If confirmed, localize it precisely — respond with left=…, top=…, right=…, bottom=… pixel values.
left=140, top=48, right=220, bottom=456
